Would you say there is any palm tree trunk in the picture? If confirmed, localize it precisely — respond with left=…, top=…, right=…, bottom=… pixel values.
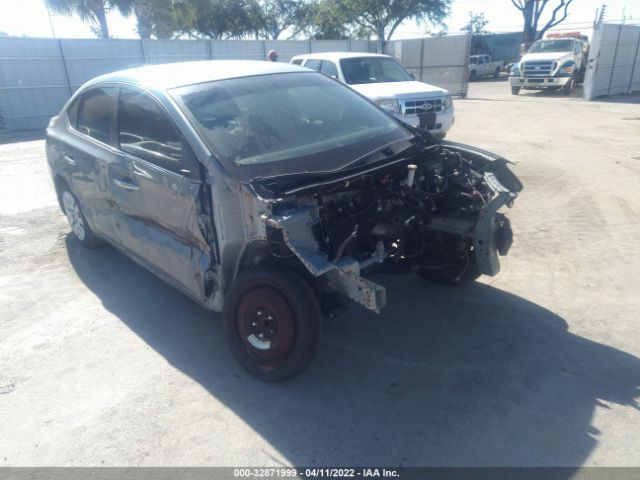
left=95, top=6, right=110, bottom=39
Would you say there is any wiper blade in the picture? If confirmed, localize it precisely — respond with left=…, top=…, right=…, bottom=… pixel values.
left=336, top=137, right=419, bottom=172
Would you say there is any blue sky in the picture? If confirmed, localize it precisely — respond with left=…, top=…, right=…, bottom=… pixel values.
left=0, top=0, right=638, bottom=40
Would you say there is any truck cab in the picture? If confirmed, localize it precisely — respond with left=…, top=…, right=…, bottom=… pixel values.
left=469, top=54, right=503, bottom=80
left=509, top=33, right=588, bottom=95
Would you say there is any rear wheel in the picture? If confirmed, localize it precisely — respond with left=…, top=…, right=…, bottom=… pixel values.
left=61, top=188, right=102, bottom=248
left=494, top=67, right=501, bottom=78
left=511, top=86, right=521, bottom=95
left=223, top=267, right=322, bottom=381
left=469, top=70, right=477, bottom=82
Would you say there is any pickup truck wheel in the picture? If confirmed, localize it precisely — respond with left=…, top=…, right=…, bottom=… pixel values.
left=494, top=67, right=501, bottom=78
left=511, top=86, right=521, bottom=95
left=60, top=189, right=102, bottom=248
left=469, top=71, right=477, bottom=82
left=224, top=267, right=322, bottom=381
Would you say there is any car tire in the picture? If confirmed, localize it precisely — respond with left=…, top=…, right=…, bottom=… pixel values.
left=417, top=250, right=481, bottom=287
left=494, top=67, right=501, bottom=78
left=223, top=267, right=323, bottom=381
left=469, top=71, right=477, bottom=82
left=511, top=86, right=521, bottom=95
left=562, top=76, right=574, bottom=95
left=60, top=187, right=102, bottom=248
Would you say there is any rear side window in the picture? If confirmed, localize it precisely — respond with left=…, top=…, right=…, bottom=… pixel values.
left=76, top=87, right=118, bottom=145
left=305, top=59, right=321, bottom=71
left=117, top=87, right=187, bottom=174
left=320, top=61, right=338, bottom=78
left=291, top=59, right=303, bottom=65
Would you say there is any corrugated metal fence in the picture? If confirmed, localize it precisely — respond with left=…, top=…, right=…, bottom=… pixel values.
left=0, top=36, right=469, bottom=132
left=584, top=22, right=640, bottom=100
left=385, top=34, right=471, bottom=99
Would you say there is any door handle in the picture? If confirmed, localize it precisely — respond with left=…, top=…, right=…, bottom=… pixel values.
left=62, top=154, right=76, bottom=166
left=113, top=178, right=140, bottom=191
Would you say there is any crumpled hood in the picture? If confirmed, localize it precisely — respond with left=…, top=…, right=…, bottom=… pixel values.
left=349, top=81, right=449, bottom=100
left=521, top=51, right=572, bottom=63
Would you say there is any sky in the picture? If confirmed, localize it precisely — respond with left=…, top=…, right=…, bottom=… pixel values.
left=0, top=0, right=638, bottom=41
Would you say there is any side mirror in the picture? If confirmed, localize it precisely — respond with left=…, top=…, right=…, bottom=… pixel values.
left=409, top=72, right=416, bottom=80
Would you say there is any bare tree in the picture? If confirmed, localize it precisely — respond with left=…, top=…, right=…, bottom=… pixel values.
left=511, top=0, right=574, bottom=48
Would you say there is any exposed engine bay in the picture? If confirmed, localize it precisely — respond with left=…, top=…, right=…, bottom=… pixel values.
left=259, top=141, right=522, bottom=313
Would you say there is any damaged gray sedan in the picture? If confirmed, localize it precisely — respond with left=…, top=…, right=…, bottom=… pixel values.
left=46, top=61, right=522, bottom=380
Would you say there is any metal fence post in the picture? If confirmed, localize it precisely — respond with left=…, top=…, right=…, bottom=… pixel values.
left=56, top=39, right=73, bottom=98
left=208, top=40, right=213, bottom=59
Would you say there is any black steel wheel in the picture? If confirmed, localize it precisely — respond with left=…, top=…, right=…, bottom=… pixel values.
left=223, top=267, right=322, bottom=381
left=511, top=86, right=521, bottom=95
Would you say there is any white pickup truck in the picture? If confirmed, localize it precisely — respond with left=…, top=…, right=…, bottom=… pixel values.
left=291, top=52, right=455, bottom=138
left=509, top=36, right=588, bottom=95
left=469, top=54, right=503, bottom=81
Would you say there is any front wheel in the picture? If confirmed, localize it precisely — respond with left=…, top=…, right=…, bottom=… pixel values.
left=494, top=67, right=501, bottom=78
left=511, top=86, right=521, bottom=95
left=223, top=267, right=322, bottom=381
left=562, top=76, right=574, bottom=95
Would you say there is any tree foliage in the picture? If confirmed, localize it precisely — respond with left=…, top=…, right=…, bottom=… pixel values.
left=124, top=0, right=177, bottom=39
left=174, top=0, right=262, bottom=39
left=461, top=11, right=490, bottom=55
left=45, top=0, right=130, bottom=38
left=511, top=0, right=575, bottom=47
left=339, top=0, right=451, bottom=51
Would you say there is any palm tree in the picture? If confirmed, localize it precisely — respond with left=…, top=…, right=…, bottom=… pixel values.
left=44, top=0, right=131, bottom=39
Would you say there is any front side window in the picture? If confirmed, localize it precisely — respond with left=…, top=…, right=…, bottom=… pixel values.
left=117, top=87, right=185, bottom=173
left=171, top=72, right=410, bottom=178
left=76, top=87, right=118, bottom=144
left=470, top=57, right=479, bottom=64
left=340, top=57, right=413, bottom=85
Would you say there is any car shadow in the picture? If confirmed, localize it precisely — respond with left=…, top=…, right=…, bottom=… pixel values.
left=65, top=235, right=640, bottom=468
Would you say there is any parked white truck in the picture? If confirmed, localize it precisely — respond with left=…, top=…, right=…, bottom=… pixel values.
left=291, top=52, right=455, bottom=138
left=509, top=34, right=588, bottom=95
left=469, top=54, right=503, bottom=80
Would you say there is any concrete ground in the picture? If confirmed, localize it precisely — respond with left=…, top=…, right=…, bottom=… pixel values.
left=1, top=80, right=639, bottom=469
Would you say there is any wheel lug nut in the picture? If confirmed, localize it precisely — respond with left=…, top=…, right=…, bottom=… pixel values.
left=258, top=333, right=264, bottom=338
left=252, top=321, right=257, bottom=327
left=267, top=315, right=273, bottom=321
left=257, top=310, right=263, bottom=316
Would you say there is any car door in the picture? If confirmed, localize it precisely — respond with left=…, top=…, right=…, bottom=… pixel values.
left=58, top=85, right=121, bottom=243
left=110, top=85, right=213, bottom=300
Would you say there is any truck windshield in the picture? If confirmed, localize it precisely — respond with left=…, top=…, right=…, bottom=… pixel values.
left=340, top=57, right=413, bottom=85
left=470, top=57, right=479, bottom=64
left=528, top=40, right=574, bottom=53
left=171, top=72, right=412, bottom=178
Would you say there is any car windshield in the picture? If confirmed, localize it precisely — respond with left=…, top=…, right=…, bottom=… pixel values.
left=340, top=57, right=413, bottom=85
left=171, top=72, right=411, bottom=177
left=528, top=40, right=574, bottom=53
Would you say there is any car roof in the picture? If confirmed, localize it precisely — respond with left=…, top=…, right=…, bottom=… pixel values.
left=291, top=52, right=392, bottom=62
left=84, top=60, right=309, bottom=90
